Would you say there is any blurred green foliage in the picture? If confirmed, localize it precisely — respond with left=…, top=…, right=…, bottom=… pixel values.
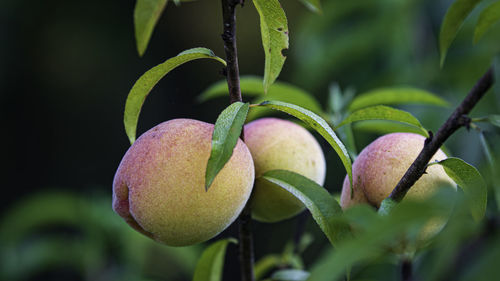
left=0, top=191, right=202, bottom=281
left=2, top=0, right=500, bottom=280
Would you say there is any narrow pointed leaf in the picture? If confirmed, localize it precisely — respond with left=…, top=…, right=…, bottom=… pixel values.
left=256, top=100, right=353, bottom=193
left=197, top=76, right=264, bottom=102
left=252, top=0, right=289, bottom=93
left=352, top=120, right=428, bottom=136
left=297, top=0, right=322, bottom=13
left=439, top=0, right=482, bottom=67
left=308, top=193, right=456, bottom=281
left=474, top=1, right=500, bottom=43
left=271, top=269, right=310, bottom=281
left=348, top=87, right=449, bottom=112
left=336, top=105, right=429, bottom=137
left=486, top=115, right=500, bottom=127
left=205, top=102, right=249, bottom=190
left=124, top=48, right=226, bottom=144
left=254, top=255, right=282, bottom=281
left=197, top=76, right=322, bottom=120
left=134, top=0, right=168, bottom=57
left=192, top=238, right=237, bottom=281
left=261, top=170, right=350, bottom=247
left=479, top=132, right=500, bottom=211
left=248, top=85, right=323, bottom=121
left=434, top=157, right=487, bottom=221
left=478, top=132, right=495, bottom=166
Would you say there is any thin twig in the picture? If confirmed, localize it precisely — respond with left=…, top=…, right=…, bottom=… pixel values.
left=220, top=1, right=255, bottom=281
left=388, top=67, right=494, bottom=202
left=238, top=204, right=255, bottom=281
left=221, top=0, right=244, bottom=105
left=401, top=258, right=413, bottom=281
left=293, top=211, right=309, bottom=254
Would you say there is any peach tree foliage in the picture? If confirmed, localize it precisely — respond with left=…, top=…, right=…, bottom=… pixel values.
left=117, top=0, right=499, bottom=280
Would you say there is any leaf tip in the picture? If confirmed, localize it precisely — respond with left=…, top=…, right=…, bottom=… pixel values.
left=205, top=173, right=214, bottom=192
left=472, top=32, right=481, bottom=45
left=439, top=53, right=446, bottom=68
left=126, top=130, right=136, bottom=145
left=137, top=44, right=146, bottom=58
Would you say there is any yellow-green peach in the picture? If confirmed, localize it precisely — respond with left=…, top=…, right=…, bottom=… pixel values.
left=113, top=119, right=254, bottom=246
left=244, top=118, right=326, bottom=222
left=340, top=132, right=455, bottom=209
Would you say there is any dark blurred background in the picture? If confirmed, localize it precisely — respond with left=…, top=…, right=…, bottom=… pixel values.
left=1, top=0, right=500, bottom=280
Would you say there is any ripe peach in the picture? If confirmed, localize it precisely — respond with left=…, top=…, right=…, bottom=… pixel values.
left=244, top=118, right=326, bottom=222
left=340, top=133, right=455, bottom=209
left=113, top=119, right=254, bottom=246
left=340, top=133, right=457, bottom=248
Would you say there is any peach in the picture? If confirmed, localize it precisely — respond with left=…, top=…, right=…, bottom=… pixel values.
left=340, top=133, right=455, bottom=209
left=113, top=119, right=254, bottom=246
left=244, top=118, right=326, bottom=222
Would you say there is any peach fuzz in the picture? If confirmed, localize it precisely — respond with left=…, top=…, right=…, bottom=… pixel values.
left=340, top=132, right=456, bottom=209
left=244, top=118, right=326, bottom=222
left=113, top=119, right=254, bottom=246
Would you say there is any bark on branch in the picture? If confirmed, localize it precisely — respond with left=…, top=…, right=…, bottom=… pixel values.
left=221, top=0, right=244, bottom=104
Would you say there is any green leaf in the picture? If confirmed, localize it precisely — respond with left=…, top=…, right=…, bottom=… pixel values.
left=197, top=76, right=264, bottom=102
left=328, top=83, right=355, bottom=116
left=336, top=105, right=429, bottom=137
left=255, top=255, right=282, bottom=281
left=197, top=76, right=323, bottom=121
left=433, top=157, right=487, bottom=221
left=192, top=238, right=237, bottom=281
left=308, top=191, right=457, bottom=281
left=294, top=233, right=314, bottom=254
left=348, top=87, right=448, bottom=112
left=205, top=102, right=249, bottom=190
left=439, top=0, right=482, bottom=67
left=271, top=269, right=310, bottom=281
left=261, top=170, right=350, bottom=247
left=472, top=114, right=500, bottom=127
left=352, top=120, right=429, bottom=136
left=255, top=100, right=353, bottom=193
left=134, top=0, right=168, bottom=57
left=124, top=48, right=226, bottom=144
left=249, top=90, right=323, bottom=121
left=474, top=1, right=500, bottom=43
left=297, top=0, right=322, bottom=13
left=478, top=132, right=495, bottom=166
left=478, top=132, right=500, bottom=212
left=252, top=0, right=289, bottom=93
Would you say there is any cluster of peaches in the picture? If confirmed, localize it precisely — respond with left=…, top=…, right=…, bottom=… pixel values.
left=112, top=117, right=454, bottom=246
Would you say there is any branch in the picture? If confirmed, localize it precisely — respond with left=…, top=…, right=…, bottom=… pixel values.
left=388, top=67, right=494, bottom=202
left=220, top=1, right=255, bottom=281
left=238, top=204, right=255, bottom=281
left=221, top=0, right=244, bottom=104
left=401, top=258, right=413, bottom=281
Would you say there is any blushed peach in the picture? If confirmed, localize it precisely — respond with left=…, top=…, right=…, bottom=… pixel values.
left=340, top=133, right=455, bottom=209
left=113, top=119, right=254, bottom=246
